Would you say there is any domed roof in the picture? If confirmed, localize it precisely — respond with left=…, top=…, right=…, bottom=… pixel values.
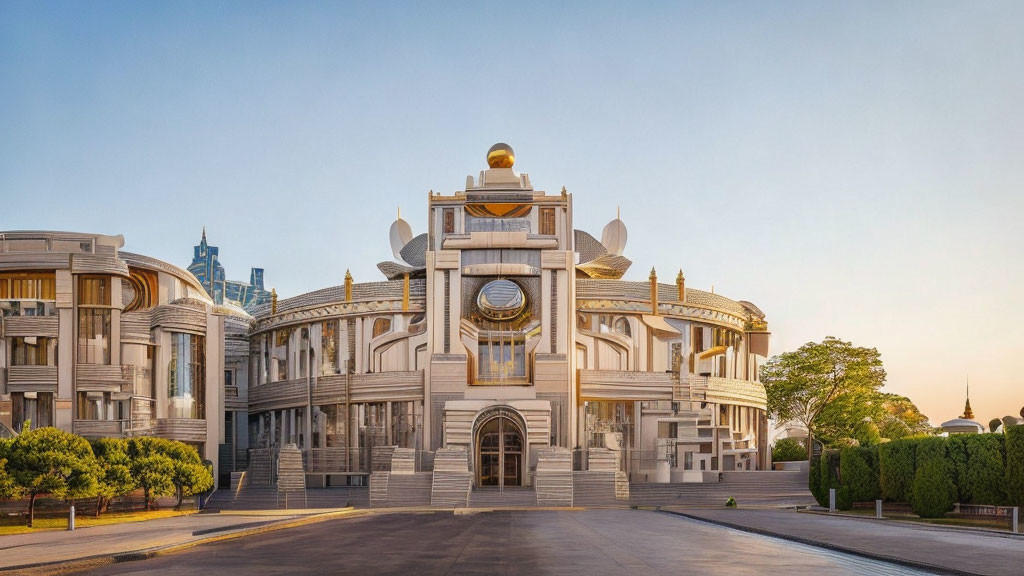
left=487, top=143, right=515, bottom=169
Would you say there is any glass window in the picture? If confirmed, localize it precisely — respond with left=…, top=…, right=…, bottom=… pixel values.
left=77, top=391, right=114, bottom=420
left=0, top=272, right=56, bottom=300
left=78, top=308, right=111, bottom=364
left=321, top=321, right=339, bottom=376
left=272, top=328, right=291, bottom=381
left=391, top=401, right=415, bottom=448
left=168, top=333, right=206, bottom=419
left=372, top=318, right=391, bottom=338
left=298, top=327, right=309, bottom=378
left=477, top=337, right=526, bottom=382
left=442, top=208, right=455, bottom=234
left=12, top=392, right=53, bottom=430
left=79, top=276, right=111, bottom=305
left=538, top=207, right=556, bottom=235
left=11, top=336, right=57, bottom=366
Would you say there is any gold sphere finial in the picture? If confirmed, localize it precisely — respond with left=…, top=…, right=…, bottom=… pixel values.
left=487, top=143, right=515, bottom=168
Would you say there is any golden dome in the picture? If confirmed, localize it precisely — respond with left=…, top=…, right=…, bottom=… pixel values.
left=487, top=143, right=515, bottom=168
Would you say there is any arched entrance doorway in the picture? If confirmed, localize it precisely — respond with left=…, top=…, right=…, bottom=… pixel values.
left=475, top=413, right=524, bottom=488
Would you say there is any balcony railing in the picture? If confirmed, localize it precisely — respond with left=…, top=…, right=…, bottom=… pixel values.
left=74, top=419, right=128, bottom=438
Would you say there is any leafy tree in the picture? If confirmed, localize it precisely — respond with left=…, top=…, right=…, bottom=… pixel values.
left=0, top=438, right=25, bottom=501
left=989, top=418, right=1003, bottom=433
left=772, top=438, right=807, bottom=462
left=127, top=437, right=175, bottom=510
left=6, top=428, right=99, bottom=527
left=1005, top=426, right=1024, bottom=507
left=762, top=337, right=887, bottom=457
left=164, top=441, right=213, bottom=510
left=92, top=438, right=135, bottom=517
left=875, top=393, right=932, bottom=440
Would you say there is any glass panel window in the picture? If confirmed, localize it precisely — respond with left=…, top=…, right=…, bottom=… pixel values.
left=477, top=337, right=526, bottom=382
left=78, top=308, right=111, bottom=364
left=538, top=207, right=556, bottom=235
left=13, top=392, right=53, bottom=430
left=273, top=329, right=291, bottom=381
left=442, top=208, right=455, bottom=234
left=372, top=318, right=391, bottom=338
left=79, top=276, right=111, bottom=306
left=321, top=321, right=339, bottom=376
left=1, top=272, right=56, bottom=300
left=168, top=333, right=206, bottom=419
left=11, top=336, right=58, bottom=366
left=77, top=391, right=113, bottom=420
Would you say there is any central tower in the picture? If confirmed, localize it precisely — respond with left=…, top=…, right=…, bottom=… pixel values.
left=422, top=144, right=575, bottom=487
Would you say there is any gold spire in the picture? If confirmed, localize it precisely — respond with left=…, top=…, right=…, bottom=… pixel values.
left=961, top=377, right=974, bottom=420
left=402, top=272, right=410, bottom=312
left=271, top=288, right=278, bottom=315
left=344, top=269, right=353, bottom=302
left=676, top=269, right=685, bottom=302
left=649, top=267, right=658, bottom=315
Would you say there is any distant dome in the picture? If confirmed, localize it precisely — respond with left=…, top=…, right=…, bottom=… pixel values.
left=487, top=143, right=515, bottom=169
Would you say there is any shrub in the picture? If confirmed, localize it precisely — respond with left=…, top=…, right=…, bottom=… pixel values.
left=821, top=449, right=841, bottom=507
left=772, top=438, right=807, bottom=462
left=964, top=434, right=1005, bottom=505
left=946, top=435, right=969, bottom=503
left=6, top=428, right=100, bottom=526
left=809, top=452, right=827, bottom=506
left=1005, top=426, right=1024, bottom=507
left=840, top=446, right=880, bottom=507
left=93, top=438, right=135, bottom=517
left=127, top=437, right=176, bottom=510
left=911, top=437, right=954, bottom=518
left=879, top=439, right=915, bottom=503
left=725, top=497, right=737, bottom=507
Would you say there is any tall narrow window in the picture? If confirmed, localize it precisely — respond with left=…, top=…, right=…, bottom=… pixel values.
left=78, top=276, right=112, bottom=364
left=11, top=336, right=58, bottom=366
left=321, top=321, right=339, bottom=375
left=168, top=333, right=206, bottom=419
left=442, top=208, right=455, bottom=234
left=538, top=207, right=556, bottom=235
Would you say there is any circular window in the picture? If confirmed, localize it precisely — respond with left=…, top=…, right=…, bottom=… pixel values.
left=476, top=279, right=527, bottom=321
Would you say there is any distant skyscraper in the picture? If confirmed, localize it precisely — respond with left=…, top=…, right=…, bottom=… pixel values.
left=187, top=228, right=270, bottom=311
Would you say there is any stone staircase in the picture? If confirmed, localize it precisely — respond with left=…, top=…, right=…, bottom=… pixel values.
left=535, top=448, right=573, bottom=506
left=248, top=448, right=274, bottom=486
left=382, top=473, right=433, bottom=507
left=369, top=472, right=389, bottom=507
left=430, top=448, right=471, bottom=507
left=470, top=487, right=537, bottom=507
left=204, top=485, right=368, bottom=511
left=277, top=443, right=307, bottom=509
left=572, top=471, right=618, bottom=507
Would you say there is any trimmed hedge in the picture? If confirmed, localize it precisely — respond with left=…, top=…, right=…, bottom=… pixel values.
left=809, top=453, right=827, bottom=507
left=911, top=437, right=955, bottom=518
left=964, top=434, right=1005, bottom=505
left=840, top=446, right=879, bottom=507
left=879, top=439, right=915, bottom=502
left=946, top=435, right=969, bottom=503
left=773, top=438, right=808, bottom=462
left=1006, top=426, right=1024, bottom=507
left=821, top=450, right=841, bottom=507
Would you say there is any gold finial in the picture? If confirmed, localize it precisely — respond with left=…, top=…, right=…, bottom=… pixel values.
left=649, top=267, right=659, bottom=316
left=344, top=269, right=353, bottom=302
left=961, top=377, right=975, bottom=420
left=271, top=288, right=278, bottom=315
left=617, top=205, right=620, bottom=220
left=676, top=269, right=685, bottom=302
left=561, top=186, right=567, bottom=198
left=487, top=143, right=515, bottom=168
left=402, top=273, right=410, bottom=312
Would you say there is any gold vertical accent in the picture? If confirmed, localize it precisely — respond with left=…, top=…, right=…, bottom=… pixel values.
left=649, top=267, right=658, bottom=315
left=402, top=272, right=410, bottom=312
left=676, top=269, right=685, bottom=302
left=344, top=269, right=353, bottom=302
left=271, top=288, right=278, bottom=315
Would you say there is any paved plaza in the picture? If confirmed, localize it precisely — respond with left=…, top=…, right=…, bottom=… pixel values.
left=78, top=509, right=934, bottom=576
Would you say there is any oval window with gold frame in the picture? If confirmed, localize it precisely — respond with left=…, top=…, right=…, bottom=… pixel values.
left=476, top=279, right=526, bottom=321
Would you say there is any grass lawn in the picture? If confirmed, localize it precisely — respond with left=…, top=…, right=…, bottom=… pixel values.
left=0, top=509, right=196, bottom=536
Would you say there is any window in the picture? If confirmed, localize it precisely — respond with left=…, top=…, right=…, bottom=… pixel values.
left=273, top=328, right=291, bottom=381
left=538, top=207, right=556, bottom=235
left=372, top=318, right=391, bottom=338
left=225, top=369, right=234, bottom=388
left=11, top=336, right=57, bottom=366
left=321, top=321, right=340, bottom=375
left=77, top=391, right=122, bottom=420
left=298, top=327, right=309, bottom=378
left=442, top=208, right=455, bottom=234
left=79, top=276, right=110, bottom=305
left=12, top=392, right=53, bottom=430
left=168, top=333, right=205, bottom=419
left=78, top=308, right=111, bottom=364
left=613, top=317, right=631, bottom=337
left=0, top=272, right=56, bottom=300
left=477, top=337, right=526, bottom=382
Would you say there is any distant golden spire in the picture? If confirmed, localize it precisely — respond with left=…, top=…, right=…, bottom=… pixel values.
left=344, top=269, right=353, bottom=302
left=271, top=288, right=278, bottom=315
left=961, top=377, right=975, bottom=420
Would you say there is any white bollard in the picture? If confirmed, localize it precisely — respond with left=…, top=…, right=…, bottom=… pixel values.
left=829, top=488, right=836, bottom=512
left=876, top=499, right=883, bottom=519
left=68, top=504, right=75, bottom=531
left=1013, top=507, right=1019, bottom=534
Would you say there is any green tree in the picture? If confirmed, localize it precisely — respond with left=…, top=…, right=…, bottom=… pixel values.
left=127, top=437, right=175, bottom=510
left=761, top=337, right=887, bottom=457
left=911, top=437, right=955, bottom=518
left=875, top=393, right=932, bottom=440
left=0, top=438, right=25, bottom=501
left=164, top=441, right=213, bottom=510
left=6, top=428, right=100, bottom=527
left=772, top=438, right=807, bottom=462
left=840, top=446, right=880, bottom=507
left=92, top=438, right=135, bottom=517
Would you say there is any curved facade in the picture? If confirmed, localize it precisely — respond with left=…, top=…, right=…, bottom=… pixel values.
left=0, top=230, right=240, bottom=479
left=247, top=146, right=772, bottom=487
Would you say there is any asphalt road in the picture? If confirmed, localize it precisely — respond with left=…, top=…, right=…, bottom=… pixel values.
left=81, top=509, right=932, bottom=576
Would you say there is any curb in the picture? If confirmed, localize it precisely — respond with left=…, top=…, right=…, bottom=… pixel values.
left=660, top=509, right=983, bottom=576
left=0, top=508, right=366, bottom=575
left=798, top=508, right=1024, bottom=540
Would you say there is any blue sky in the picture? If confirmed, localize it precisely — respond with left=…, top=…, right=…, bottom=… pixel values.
left=2, top=1, right=1022, bottom=426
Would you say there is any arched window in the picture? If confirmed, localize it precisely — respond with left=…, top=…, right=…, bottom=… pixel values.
left=372, top=317, right=392, bottom=338
left=613, top=317, right=631, bottom=337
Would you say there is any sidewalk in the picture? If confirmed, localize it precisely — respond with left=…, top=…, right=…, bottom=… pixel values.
left=667, top=508, right=1024, bottom=576
left=0, top=508, right=359, bottom=573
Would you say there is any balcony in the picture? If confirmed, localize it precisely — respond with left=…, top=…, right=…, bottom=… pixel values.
left=74, top=419, right=128, bottom=438
left=579, top=370, right=674, bottom=401
left=7, top=365, right=58, bottom=393
left=153, top=418, right=207, bottom=443
left=676, top=375, right=767, bottom=409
